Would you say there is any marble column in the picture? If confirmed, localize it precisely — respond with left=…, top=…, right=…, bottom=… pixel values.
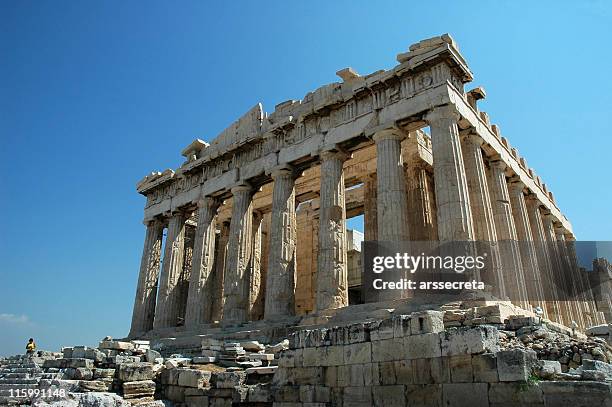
left=249, top=211, right=264, bottom=320
left=363, top=174, right=378, bottom=241
left=554, top=226, right=579, bottom=327
left=129, top=219, right=164, bottom=336
left=316, top=150, right=349, bottom=311
left=373, top=128, right=410, bottom=241
left=542, top=213, right=571, bottom=325
left=460, top=133, right=505, bottom=298
left=487, top=158, right=529, bottom=309
left=426, top=105, right=474, bottom=241
left=154, top=212, right=186, bottom=329
left=525, top=196, right=562, bottom=322
left=508, top=179, right=546, bottom=311
left=264, top=167, right=297, bottom=319
left=222, top=185, right=254, bottom=324
left=210, top=221, right=230, bottom=322
left=406, top=161, right=438, bottom=241
left=184, top=197, right=219, bottom=328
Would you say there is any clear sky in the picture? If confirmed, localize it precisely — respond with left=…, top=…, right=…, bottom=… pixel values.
left=1, top=1, right=611, bottom=356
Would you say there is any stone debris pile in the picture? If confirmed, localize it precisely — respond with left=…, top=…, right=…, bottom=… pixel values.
left=3, top=310, right=612, bottom=406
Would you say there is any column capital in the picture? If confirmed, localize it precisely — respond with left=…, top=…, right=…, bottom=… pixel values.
left=524, top=194, right=541, bottom=206
left=269, top=164, right=295, bottom=179
left=461, top=132, right=484, bottom=147
left=143, top=218, right=160, bottom=227
left=508, top=176, right=526, bottom=192
left=197, top=195, right=219, bottom=210
left=230, top=183, right=252, bottom=194
left=425, top=104, right=460, bottom=123
left=489, top=156, right=507, bottom=171
left=319, top=149, right=350, bottom=162
left=372, top=127, right=406, bottom=143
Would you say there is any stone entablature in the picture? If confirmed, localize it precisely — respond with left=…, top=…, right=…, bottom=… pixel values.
left=135, top=36, right=568, bottom=234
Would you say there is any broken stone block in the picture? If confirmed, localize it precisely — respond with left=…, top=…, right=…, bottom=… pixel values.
left=440, top=326, right=499, bottom=356
left=122, top=380, right=156, bottom=399
left=107, top=355, right=141, bottom=364
left=404, top=333, right=441, bottom=360
left=248, top=353, right=274, bottom=361
left=346, top=323, right=369, bottom=344
left=266, top=339, right=289, bottom=354
left=241, top=340, right=265, bottom=352
left=93, top=368, right=115, bottom=379
left=214, top=371, right=246, bottom=388
left=245, top=366, right=278, bottom=375
left=582, top=359, right=612, bottom=379
left=177, top=368, right=212, bottom=388
left=64, top=367, right=93, bottom=380
left=99, top=340, right=135, bottom=351
left=193, top=356, right=216, bottom=364
left=145, top=349, right=162, bottom=363
left=505, top=315, right=539, bottom=330
left=117, top=362, right=156, bottom=382
left=496, top=349, right=537, bottom=382
left=370, top=319, right=395, bottom=341
left=535, top=360, right=561, bottom=379
left=410, top=311, right=444, bottom=335
left=79, top=379, right=112, bottom=392
left=392, top=315, right=411, bottom=338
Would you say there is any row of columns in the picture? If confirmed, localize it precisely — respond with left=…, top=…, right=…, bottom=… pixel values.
left=131, top=103, right=601, bottom=336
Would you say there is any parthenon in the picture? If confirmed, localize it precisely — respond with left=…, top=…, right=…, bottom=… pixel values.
left=128, top=34, right=609, bottom=340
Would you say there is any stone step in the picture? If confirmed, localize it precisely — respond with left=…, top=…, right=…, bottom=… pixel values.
left=0, top=368, right=43, bottom=374
left=0, top=374, right=28, bottom=379
left=0, top=378, right=39, bottom=385
left=1, top=363, right=38, bottom=369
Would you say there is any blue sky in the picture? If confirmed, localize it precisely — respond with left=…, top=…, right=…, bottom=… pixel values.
left=1, top=1, right=611, bottom=356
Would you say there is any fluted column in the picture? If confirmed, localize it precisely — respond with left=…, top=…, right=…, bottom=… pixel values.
left=525, top=196, right=562, bottom=322
left=363, top=174, right=378, bottom=241
left=554, top=226, right=579, bottom=327
left=222, top=185, right=254, bottom=324
left=249, top=211, right=265, bottom=320
left=373, top=129, right=410, bottom=241
left=184, top=197, right=219, bottom=328
left=426, top=105, right=474, bottom=241
left=210, top=221, right=230, bottom=322
left=154, top=212, right=186, bottom=329
left=542, top=213, right=571, bottom=325
left=264, top=167, right=297, bottom=319
left=316, top=150, right=349, bottom=311
left=406, top=160, right=438, bottom=241
left=508, top=179, right=546, bottom=311
left=460, top=133, right=505, bottom=298
left=129, top=219, right=164, bottom=336
left=487, top=159, right=529, bottom=309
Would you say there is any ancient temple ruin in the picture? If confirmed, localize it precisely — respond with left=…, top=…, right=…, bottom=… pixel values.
left=129, top=33, right=608, bottom=341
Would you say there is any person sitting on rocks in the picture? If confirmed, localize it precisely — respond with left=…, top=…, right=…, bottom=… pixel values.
left=25, top=338, right=36, bottom=357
